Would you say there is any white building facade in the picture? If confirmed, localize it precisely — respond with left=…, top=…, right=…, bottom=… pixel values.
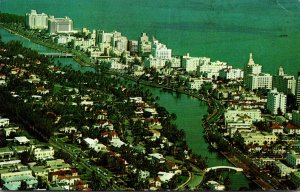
left=25, top=10, right=48, bottom=30
left=244, top=53, right=272, bottom=90
left=273, top=66, right=296, bottom=95
left=151, top=39, right=172, bottom=60
left=267, top=88, right=287, bottom=115
left=220, top=68, right=244, bottom=80
left=48, top=16, right=74, bottom=34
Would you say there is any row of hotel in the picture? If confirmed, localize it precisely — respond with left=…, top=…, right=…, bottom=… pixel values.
left=24, top=10, right=300, bottom=189
left=25, top=10, right=300, bottom=106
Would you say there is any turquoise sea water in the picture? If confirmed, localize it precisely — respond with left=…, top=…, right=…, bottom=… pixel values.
left=1, top=0, right=300, bottom=75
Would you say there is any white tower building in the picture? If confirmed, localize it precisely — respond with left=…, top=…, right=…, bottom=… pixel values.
left=151, top=38, right=172, bottom=60
left=267, top=88, right=287, bottom=115
left=244, top=53, right=272, bottom=90
left=25, top=10, right=48, bottom=30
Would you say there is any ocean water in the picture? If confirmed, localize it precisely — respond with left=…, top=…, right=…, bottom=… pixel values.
left=1, top=0, right=300, bottom=75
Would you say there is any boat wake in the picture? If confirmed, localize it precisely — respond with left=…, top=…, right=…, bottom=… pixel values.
left=276, top=0, right=291, bottom=13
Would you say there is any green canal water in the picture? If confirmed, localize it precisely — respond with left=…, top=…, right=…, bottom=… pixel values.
left=1, top=0, right=300, bottom=75
left=0, top=28, right=257, bottom=190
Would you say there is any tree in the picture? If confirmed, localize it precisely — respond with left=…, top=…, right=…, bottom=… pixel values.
left=224, top=176, right=231, bottom=191
left=19, top=151, right=31, bottom=164
left=37, top=176, right=47, bottom=189
left=19, top=180, right=27, bottom=190
left=0, top=129, right=7, bottom=147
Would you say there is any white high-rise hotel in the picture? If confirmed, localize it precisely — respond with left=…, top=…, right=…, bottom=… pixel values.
left=48, top=16, right=74, bottom=34
left=25, top=10, right=48, bottom=30
left=267, top=88, right=287, bottom=115
left=151, top=38, right=172, bottom=60
left=273, top=66, right=296, bottom=95
left=244, top=53, right=272, bottom=90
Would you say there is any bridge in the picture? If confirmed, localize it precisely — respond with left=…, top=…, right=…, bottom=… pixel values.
left=205, top=166, right=243, bottom=173
left=39, top=52, right=73, bottom=58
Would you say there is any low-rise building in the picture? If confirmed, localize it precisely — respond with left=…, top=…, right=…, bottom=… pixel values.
left=220, top=68, right=244, bottom=80
left=270, top=124, right=284, bottom=134
left=144, top=55, right=167, bottom=69
left=273, top=161, right=296, bottom=178
left=0, top=147, right=14, bottom=160
left=0, top=170, right=32, bottom=179
left=2, top=175, right=38, bottom=190
left=30, top=159, right=71, bottom=180
left=0, top=118, right=9, bottom=127
left=31, top=145, right=54, bottom=160
left=188, top=77, right=212, bottom=91
left=284, top=123, right=300, bottom=135
left=225, top=107, right=262, bottom=123
left=14, top=136, right=30, bottom=145
left=237, top=131, right=277, bottom=146
left=198, top=60, right=228, bottom=78
left=287, top=152, right=300, bottom=168
left=226, top=119, right=254, bottom=138
left=157, top=171, right=175, bottom=183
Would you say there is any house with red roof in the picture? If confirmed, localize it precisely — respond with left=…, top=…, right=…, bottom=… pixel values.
left=285, top=123, right=300, bottom=135
left=271, top=123, right=284, bottom=134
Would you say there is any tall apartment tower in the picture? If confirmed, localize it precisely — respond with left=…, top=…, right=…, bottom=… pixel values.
left=244, top=53, right=272, bottom=90
left=151, top=38, right=172, bottom=60
left=267, top=88, right=287, bottom=115
left=244, top=53, right=262, bottom=78
left=273, top=66, right=296, bottom=95
left=25, top=10, right=48, bottom=30
left=138, top=33, right=152, bottom=55
left=48, top=16, right=73, bottom=34
left=296, top=72, right=300, bottom=106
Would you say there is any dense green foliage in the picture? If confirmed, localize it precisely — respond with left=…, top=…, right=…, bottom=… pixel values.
left=0, top=12, right=25, bottom=24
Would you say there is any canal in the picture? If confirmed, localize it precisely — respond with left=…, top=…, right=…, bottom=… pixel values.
left=0, top=28, right=258, bottom=190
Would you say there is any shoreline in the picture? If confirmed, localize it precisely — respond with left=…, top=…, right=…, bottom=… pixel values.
left=0, top=24, right=262, bottom=189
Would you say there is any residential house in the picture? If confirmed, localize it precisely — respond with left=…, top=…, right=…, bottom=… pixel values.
left=31, top=145, right=54, bottom=160
left=285, top=123, right=300, bottom=135
left=272, top=161, right=296, bottom=178
left=2, top=175, right=38, bottom=190
left=36, top=87, right=50, bottom=95
left=0, top=118, right=9, bottom=127
left=149, top=130, right=161, bottom=140
left=157, top=171, right=175, bottom=183
left=270, top=124, right=284, bottom=134
left=148, top=177, right=161, bottom=190
left=59, top=126, right=77, bottom=134
left=0, top=147, right=14, bottom=160
left=138, top=170, right=150, bottom=179
left=164, top=162, right=182, bottom=175
left=14, top=136, right=30, bottom=145
left=148, top=153, right=165, bottom=163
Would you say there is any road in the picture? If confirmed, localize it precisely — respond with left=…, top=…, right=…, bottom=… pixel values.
left=176, top=171, right=192, bottom=190
left=49, top=137, right=121, bottom=190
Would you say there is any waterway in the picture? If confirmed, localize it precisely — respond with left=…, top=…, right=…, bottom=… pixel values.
left=0, top=27, right=258, bottom=190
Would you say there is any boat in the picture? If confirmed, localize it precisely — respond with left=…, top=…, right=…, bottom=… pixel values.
left=279, top=34, right=288, bottom=37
